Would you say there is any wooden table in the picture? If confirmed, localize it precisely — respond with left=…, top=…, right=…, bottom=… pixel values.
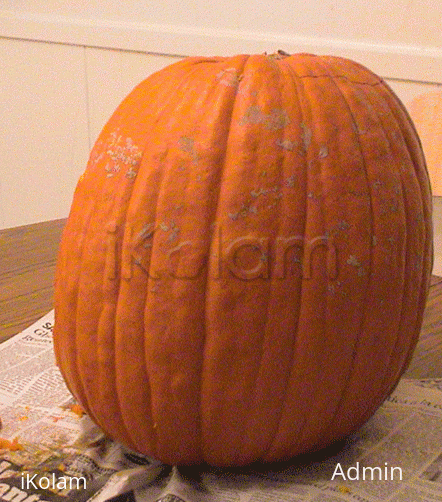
left=1, top=218, right=442, bottom=379
left=0, top=219, right=66, bottom=341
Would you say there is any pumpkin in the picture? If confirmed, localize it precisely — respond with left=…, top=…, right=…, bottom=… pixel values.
left=53, top=51, right=433, bottom=467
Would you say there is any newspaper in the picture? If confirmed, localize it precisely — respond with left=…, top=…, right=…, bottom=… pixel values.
left=2, top=312, right=442, bottom=502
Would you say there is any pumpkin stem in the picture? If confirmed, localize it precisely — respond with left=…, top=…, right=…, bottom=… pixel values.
left=266, top=50, right=291, bottom=60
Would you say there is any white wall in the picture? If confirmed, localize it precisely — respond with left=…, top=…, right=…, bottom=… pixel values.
left=1, top=0, right=442, bottom=82
left=1, top=1, right=441, bottom=231
left=0, top=40, right=180, bottom=228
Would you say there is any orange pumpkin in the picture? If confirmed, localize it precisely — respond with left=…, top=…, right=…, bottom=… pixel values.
left=54, top=52, right=433, bottom=466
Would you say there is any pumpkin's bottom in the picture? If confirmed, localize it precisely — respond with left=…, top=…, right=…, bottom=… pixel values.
left=85, top=390, right=391, bottom=467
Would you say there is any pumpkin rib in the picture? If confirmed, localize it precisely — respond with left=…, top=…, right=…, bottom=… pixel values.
left=383, top=82, right=433, bottom=271
left=315, top=60, right=381, bottom=451
left=254, top=57, right=310, bottom=459
left=284, top=57, right=331, bottom=453
left=77, top=63, right=205, bottom=453
left=54, top=208, right=96, bottom=418
left=295, top=64, right=377, bottom=450
left=56, top=131, right=120, bottom=415
left=351, top=82, right=409, bottom=417
left=345, top=82, right=431, bottom=428
left=319, top=72, right=425, bottom=441
left=135, top=63, right=214, bottom=461
left=386, top=88, right=432, bottom=269
left=114, top=142, right=172, bottom=456
left=239, top=58, right=304, bottom=462
left=133, top=55, right=251, bottom=464
left=366, top=84, right=418, bottom=392
left=202, top=54, right=305, bottom=465
left=288, top=57, right=379, bottom=456
left=373, top=84, right=433, bottom=382
left=262, top=56, right=345, bottom=460
left=326, top=62, right=376, bottom=393
left=111, top=72, right=185, bottom=455
left=322, top=75, right=404, bottom=438
left=201, top=54, right=287, bottom=465
left=160, top=57, right=250, bottom=464
left=223, top=55, right=305, bottom=463
left=321, top=57, right=375, bottom=450
left=265, top=59, right=307, bottom=455
left=177, top=60, right=251, bottom=462
left=95, top=147, right=158, bottom=450
left=71, top=222, right=111, bottom=430
left=69, top=116, right=134, bottom=432
left=74, top=159, right=139, bottom=448
left=58, top=134, right=124, bottom=424
left=75, top=81, right=175, bottom=446
left=362, top=80, right=408, bottom=380
left=70, top=155, right=124, bottom=429
left=123, top=63, right=215, bottom=458
left=295, top=59, right=340, bottom=456
left=253, top=57, right=313, bottom=461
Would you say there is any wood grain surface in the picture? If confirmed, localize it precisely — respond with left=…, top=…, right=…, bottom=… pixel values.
left=0, top=218, right=440, bottom=379
left=0, top=219, right=65, bottom=341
